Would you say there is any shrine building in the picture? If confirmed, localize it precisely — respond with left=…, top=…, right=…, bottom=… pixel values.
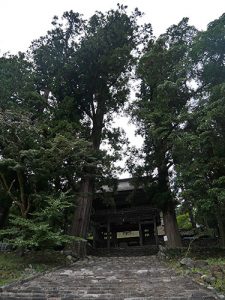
left=90, top=178, right=165, bottom=250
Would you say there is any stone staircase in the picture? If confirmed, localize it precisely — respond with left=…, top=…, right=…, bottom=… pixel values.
left=0, top=256, right=218, bottom=299
left=88, top=245, right=158, bottom=257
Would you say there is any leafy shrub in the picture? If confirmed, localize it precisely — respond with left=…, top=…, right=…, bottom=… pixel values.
left=0, top=193, right=78, bottom=250
left=177, top=213, right=192, bottom=230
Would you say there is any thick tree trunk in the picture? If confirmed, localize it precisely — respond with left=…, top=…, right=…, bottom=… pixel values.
left=71, top=176, right=93, bottom=257
left=0, top=206, right=10, bottom=228
left=215, top=204, right=225, bottom=248
left=163, top=204, right=182, bottom=248
left=158, top=161, right=182, bottom=248
left=71, top=104, right=104, bottom=257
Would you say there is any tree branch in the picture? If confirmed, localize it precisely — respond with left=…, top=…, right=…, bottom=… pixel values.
left=8, top=179, right=15, bottom=193
left=0, top=173, right=9, bottom=191
left=17, top=170, right=26, bottom=217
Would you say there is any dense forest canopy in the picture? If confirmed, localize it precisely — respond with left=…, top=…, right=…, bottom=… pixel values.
left=0, top=5, right=225, bottom=255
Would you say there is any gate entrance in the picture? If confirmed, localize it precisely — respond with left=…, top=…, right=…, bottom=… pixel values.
left=91, top=178, right=163, bottom=249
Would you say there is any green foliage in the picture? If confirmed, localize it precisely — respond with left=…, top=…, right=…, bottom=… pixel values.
left=1, top=7, right=225, bottom=252
left=173, top=13, right=225, bottom=245
left=30, top=5, right=151, bottom=137
left=0, top=193, right=77, bottom=250
left=130, top=18, right=198, bottom=208
left=0, top=106, right=94, bottom=219
left=0, top=54, right=36, bottom=110
left=0, top=5, right=151, bottom=248
left=177, top=213, right=192, bottom=230
left=168, top=255, right=225, bottom=293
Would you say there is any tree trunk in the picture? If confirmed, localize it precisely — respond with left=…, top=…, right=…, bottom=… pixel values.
left=0, top=206, right=10, bottom=228
left=187, top=202, right=196, bottom=229
left=163, top=204, right=182, bottom=248
left=71, top=103, right=104, bottom=257
left=158, top=161, right=182, bottom=248
left=71, top=176, right=93, bottom=257
left=215, top=204, right=225, bottom=247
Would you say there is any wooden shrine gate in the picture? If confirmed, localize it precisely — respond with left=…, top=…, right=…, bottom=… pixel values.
left=91, top=206, right=161, bottom=249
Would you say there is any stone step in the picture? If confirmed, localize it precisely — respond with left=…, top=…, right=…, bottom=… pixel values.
left=0, top=295, right=216, bottom=300
left=89, top=246, right=158, bottom=257
left=0, top=256, right=218, bottom=300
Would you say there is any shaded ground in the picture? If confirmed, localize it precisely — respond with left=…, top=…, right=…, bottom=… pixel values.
left=165, top=249, right=225, bottom=295
left=0, top=255, right=219, bottom=299
left=0, top=251, right=69, bottom=286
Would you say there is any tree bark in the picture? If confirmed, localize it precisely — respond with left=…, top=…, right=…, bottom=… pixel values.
left=0, top=206, right=10, bottom=228
left=158, top=162, right=182, bottom=248
left=187, top=201, right=196, bottom=229
left=215, top=204, right=225, bottom=247
left=71, top=101, right=104, bottom=257
left=71, top=176, right=94, bottom=257
left=163, top=204, right=182, bottom=248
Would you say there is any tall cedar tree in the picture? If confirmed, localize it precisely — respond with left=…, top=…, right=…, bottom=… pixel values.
left=132, top=19, right=198, bottom=247
left=174, top=13, right=225, bottom=246
left=0, top=54, right=37, bottom=225
left=30, top=6, right=152, bottom=256
left=0, top=54, right=94, bottom=231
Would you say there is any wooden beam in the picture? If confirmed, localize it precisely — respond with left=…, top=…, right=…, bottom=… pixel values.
left=153, top=216, right=159, bottom=247
left=112, top=231, right=117, bottom=248
left=93, top=226, right=96, bottom=249
left=107, top=219, right=111, bottom=250
left=139, top=222, right=143, bottom=246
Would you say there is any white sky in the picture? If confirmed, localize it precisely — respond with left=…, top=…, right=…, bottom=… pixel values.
left=1, top=0, right=225, bottom=54
left=0, top=0, right=225, bottom=177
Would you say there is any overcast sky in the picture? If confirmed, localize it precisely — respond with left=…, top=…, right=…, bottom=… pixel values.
left=1, top=0, right=225, bottom=54
left=0, top=0, right=225, bottom=177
